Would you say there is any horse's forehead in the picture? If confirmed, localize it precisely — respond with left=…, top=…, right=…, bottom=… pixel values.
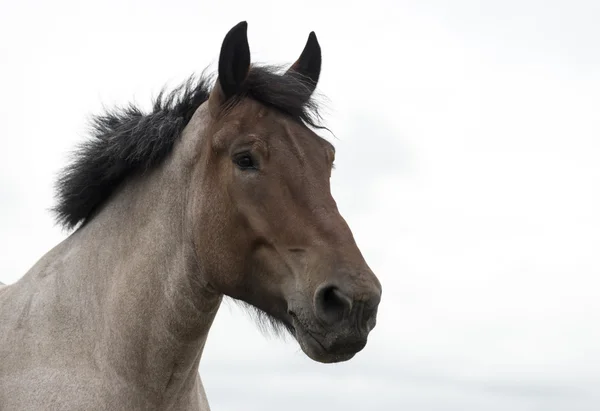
left=212, top=100, right=330, bottom=161
left=264, top=119, right=328, bottom=163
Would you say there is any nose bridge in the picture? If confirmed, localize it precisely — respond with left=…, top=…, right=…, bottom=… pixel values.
left=310, top=196, right=356, bottom=248
left=306, top=199, right=381, bottom=294
left=288, top=173, right=381, bottom=304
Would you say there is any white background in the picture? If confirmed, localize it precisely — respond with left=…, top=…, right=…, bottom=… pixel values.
left=1, top=1, right=599, bottom=410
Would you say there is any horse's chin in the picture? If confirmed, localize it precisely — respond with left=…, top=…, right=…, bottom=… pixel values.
left=291, top=322, right=361, bottom=364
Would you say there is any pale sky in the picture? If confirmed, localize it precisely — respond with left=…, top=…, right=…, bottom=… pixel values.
left=1, top=1, right=599, bottom=410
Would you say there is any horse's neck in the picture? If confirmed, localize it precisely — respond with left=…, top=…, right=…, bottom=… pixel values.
left=21, top=139, right=221, bottom=400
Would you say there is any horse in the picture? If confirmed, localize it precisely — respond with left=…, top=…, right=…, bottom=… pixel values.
left=0, top=21, right=382, bottom=410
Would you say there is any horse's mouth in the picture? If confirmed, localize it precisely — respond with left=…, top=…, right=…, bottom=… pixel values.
left=287, top=312, right=361, bottom=364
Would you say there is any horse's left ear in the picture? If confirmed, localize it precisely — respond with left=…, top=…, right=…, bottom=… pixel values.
left=210, top=21, right=251, bottom=114
left=287, top=31, right=321, bottom=94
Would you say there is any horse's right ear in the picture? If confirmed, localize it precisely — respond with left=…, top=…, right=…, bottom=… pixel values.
left=286, top=31, right=321, bottom=95
left=210, top=21, right=251, bottom=114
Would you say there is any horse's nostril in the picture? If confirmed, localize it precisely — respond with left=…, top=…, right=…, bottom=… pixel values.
left=314, top=284, right=353, bottom=325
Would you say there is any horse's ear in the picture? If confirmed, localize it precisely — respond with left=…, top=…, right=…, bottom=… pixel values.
left=287, top=31, right=321, bottom=94
left=210, top=21, right=251, bottom=113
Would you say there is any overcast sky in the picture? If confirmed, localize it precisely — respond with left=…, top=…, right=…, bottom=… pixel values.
left=1, top=1, right=599, bottom=410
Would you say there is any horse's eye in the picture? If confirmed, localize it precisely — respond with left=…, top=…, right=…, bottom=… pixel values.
left=234, top=153, right=256, bottom=170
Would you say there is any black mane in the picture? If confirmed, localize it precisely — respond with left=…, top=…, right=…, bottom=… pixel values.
left=53, top=66, right=323, bottom=230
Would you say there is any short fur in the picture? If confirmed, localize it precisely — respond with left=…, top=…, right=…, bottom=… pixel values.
left=54, top=66, right=323, bottom=230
